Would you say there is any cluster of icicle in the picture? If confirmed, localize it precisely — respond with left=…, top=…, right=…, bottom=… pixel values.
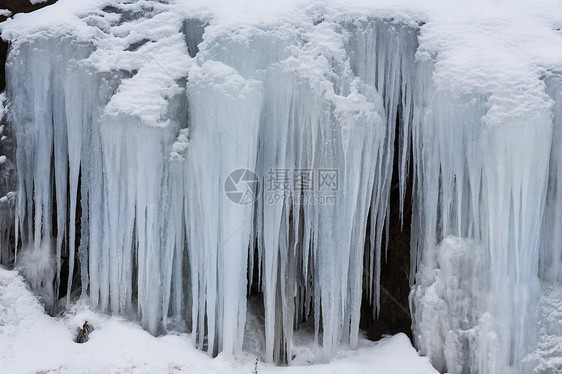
left=3, top=4, right=422, bottom=363
left=2, top=1, right=562, bottom=372
left=409, top=59, right=561, bottom=373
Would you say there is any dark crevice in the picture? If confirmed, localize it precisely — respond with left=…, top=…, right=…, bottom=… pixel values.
left=181, top=19, right=206, bottom=58
left=126, top=38, right=151, bottom=52
left=360, top=102, right=414, bottom=342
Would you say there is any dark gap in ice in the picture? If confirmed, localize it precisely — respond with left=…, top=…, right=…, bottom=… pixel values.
left=360, top=88, right=414, bottom=343
left=120, top=7, right=154, bottom=24
left=56, top=164, right=83, bottom=304
left=182, top=19, right=207, bottom=58
left=126, top=38, right=151, bottom=52
left=101, top=5, right=120, bottom=14
left=0, top=40, right=7, bottom=91
left=313, top=16, right=324, bottom=26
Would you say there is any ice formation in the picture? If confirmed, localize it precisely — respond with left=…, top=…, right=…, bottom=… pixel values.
left=1, top=0, right=562, bottom=372
left=0, top=92, right=16, bottom=265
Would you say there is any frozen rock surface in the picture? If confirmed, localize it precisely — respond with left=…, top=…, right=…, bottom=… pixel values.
left=1, top=0, right=562, bottom=372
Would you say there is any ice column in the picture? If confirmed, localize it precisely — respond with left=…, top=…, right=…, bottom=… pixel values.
left=184, top=60, right=262, bottom=356
left=410, top=83, right=553, bottom=373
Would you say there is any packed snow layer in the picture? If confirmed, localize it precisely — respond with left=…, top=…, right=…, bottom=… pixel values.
left=0, top=267, right=438, bottom=374
left=1, top=0, right=562, bottom=373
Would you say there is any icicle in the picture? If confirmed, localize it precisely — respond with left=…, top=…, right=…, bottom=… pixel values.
left=410, top=82, right=553, bottom=373
left=541, top=75, right=562, bottom=283
left=9, top=4, right=561, bottom=371
left=184, top=58, right=261, bottom=356
left=4, top=11, right=426, bottom=364
left=528, top=75, right=562, bottom=372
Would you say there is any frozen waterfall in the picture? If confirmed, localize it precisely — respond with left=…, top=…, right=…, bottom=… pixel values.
left=1, top=0, right=562, bottom=373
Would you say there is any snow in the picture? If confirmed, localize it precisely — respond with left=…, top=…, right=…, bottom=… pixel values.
left=15, top=244, right=56, bottom=313
left=1, top=0, right=562, bottom=373
left=0, top=267, right=437, bottom=374
left=525, top=283, right=562, bottom=373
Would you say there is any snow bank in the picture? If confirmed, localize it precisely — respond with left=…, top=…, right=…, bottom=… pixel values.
left=0, top=267, right=437, bottom=374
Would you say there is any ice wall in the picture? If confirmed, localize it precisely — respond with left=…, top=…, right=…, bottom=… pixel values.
left=2, top=0, right=562, bottom=372
left=2, top=3, right=423, bottom=362
left=179, top=18, right=423, bottom=361
left=528, top=75, right=562, bottom=373
left=5, top=2, right=191, bottom=326
left=541, top=76, right=562, bottom=284
left=409, top=74, right=555, bottom=373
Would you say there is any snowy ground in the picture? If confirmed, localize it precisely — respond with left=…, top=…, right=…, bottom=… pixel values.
left=0, top=267, right=437, bottom=374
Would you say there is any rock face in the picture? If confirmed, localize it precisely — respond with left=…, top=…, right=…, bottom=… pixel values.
left=0, top=0, right=58, bottom=90
left=0, top=88, right=14, bottom=265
